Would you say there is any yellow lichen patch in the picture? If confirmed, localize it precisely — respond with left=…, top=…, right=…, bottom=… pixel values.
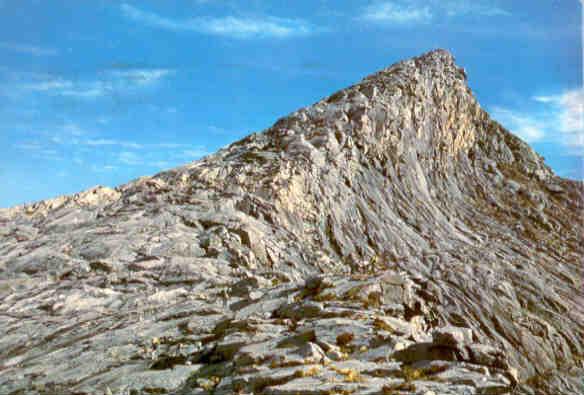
left=344, top=286, right=362, bottom=300
left=330, top=366, right=363, bottom=383
left=343, top=369, right=362, bottom=383
left=305, top=365, right=322, bottom=376
left=199, top=376, right=221, bottom=391
left=382, top=382, right=417, bottom=394
left=401, top=366, right=425, bottom=381
left=294, top=365, right=321, bottom=378
left=327, top=389, right=356, bottom=395
left=373, top=317, right=394, bottom=332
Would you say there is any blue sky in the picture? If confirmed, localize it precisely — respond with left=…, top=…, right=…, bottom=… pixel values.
left=0, top=1, right=581, bottom=207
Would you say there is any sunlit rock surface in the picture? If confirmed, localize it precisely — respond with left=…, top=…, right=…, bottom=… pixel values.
left=1, top=49, right=582, bottom=395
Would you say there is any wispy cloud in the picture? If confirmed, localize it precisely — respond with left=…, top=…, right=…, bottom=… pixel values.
left=116, top=146, right=209, bottom=167
left=90, top=165, right=119, bottom=173
left=43, top=123, right=87, bottom=146
left=109, top=69, right=173, bottom=85
left=120, top=3, right=317, bottom=38
left=441, top=1, right=510, bottom=17
left=360, top=2, right=432, bottom=24
left=20, top=68, right=173, bottom=99
left=358, top=1, right=509, bottom=25
left=13, top=141, right=63, bottom=160
left=118, top=151, right=143, bottom=165
left=81, top=139, right=200, bottom=151
left=12, top=120, right=211, bottom=175
left=25, top=79, right=105, bottom=98
left=492, top=88, right=584, bottom=149
left=533, top=89, right=583, bottom=146
left=491, top=107, right=545, bottom=143
left=0, top=42, right=58, bottom=56
left=23, top=80, right=72, bottom=91
left=85, top=139, right=144, bottom=149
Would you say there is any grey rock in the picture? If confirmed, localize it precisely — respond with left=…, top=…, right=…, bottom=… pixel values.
left=0, top=49, right=582, bottom=395
left=433, top=326, right=474, bottom=347
left=546, top=183, right=564, bottom=193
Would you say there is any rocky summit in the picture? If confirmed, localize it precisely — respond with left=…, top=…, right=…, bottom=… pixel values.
left=0, top=49, right=582, bottom=395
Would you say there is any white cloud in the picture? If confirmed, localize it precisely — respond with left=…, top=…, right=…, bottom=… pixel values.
left=155, top=142, right=187, bottom=148
left=24, top=79, right=104, bottom=98
left=358, top=1, right=509, bottom=25
left=151, top=160, right=171, bottom=168
left=14, top=141, right=44, bottom=151
left=44, top=126, right=192, bottom=151
left=85, top=139, right=144, bottom=149
left=491, top=107, right=545, bottom=143
left=13, top=141, right=62, bottom=160
left=63, top=122, right=86, bottom=136
left=45, top=122, right=87, bottom=145
left=441, top=1, right=510, bottom=17
left=533, top=89, right=583, bottom=143
left=361, top=2, right=432, bottom=24
left=492, top=88, right=584, bottom=149
left=532, top=96, right=554, bottom=104
left=81, top=139, right=195, bottom=150
left=60, top=86, right=105, bottom=98
left=120, top=3, right=316, bottom=38
left=0, top=42, right=58, bottom=56
left=21, top=68, right=172, bottom=99
left=109, top=69, right=174, bottom=85
left=25, top=80, right=72, bottom=91
left=12, top=119, right=210, bottom=172
left=90, top=165, right=119, bottom=173
left=115, top=146, right=209, bottom=167
left=118, top=151, right=143, bottom=165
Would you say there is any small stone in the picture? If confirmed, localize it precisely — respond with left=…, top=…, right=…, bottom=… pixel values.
left=432, top=326, right=473, bottom=347
left=393, top=341, right=411, bottom=352
left=504, top=179, right=521, bottom=194
left=546, top=184, right=564, bottom=193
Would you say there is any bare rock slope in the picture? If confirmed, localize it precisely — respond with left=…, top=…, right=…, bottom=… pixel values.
left=1, top=49, right=582, bottom=395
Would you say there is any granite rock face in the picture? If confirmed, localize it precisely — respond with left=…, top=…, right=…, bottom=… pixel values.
left=0, top=49, right=582, bottom=395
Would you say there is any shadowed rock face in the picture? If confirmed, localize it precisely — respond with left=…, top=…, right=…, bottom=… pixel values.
left=1, top=49, right=582, bottom=395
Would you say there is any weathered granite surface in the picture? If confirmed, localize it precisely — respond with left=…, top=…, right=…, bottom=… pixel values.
left=1, top=49, right=582, bottom=395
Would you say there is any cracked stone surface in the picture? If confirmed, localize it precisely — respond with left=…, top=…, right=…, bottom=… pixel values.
left=0, top=49, right=583, bottom=395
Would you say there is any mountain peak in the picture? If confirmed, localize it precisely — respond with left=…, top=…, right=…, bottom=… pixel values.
left=0, top=50, right=582, bottom=395
left=366, top=48, right=464, bottom=84
left=415, top=48, right=456, bottom=65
